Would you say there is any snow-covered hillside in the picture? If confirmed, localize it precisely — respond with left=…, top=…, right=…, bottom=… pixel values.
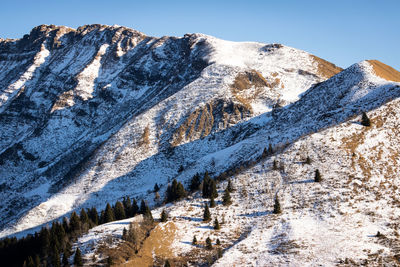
left=0, top=24, right=341, bottom=238
left=73, top=62, right=400, bottom=266
left=1, top=23, right=400, bottom=266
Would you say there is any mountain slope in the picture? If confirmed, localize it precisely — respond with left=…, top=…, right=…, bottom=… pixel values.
left=0, top=24, right=344, bottom=237
left=73, top=61, right=400, bottom=266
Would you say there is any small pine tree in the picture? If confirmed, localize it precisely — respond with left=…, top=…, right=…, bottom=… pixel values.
left=154, top=183, right=160, bottom=192
left=69, top=211, right=81, bottom=233
left=273, top=196, right=281, bottom=214
left=88, top=207, right=99, bottom=226
left=205, top=237, right=212, bottom=250
left=51, top=246, right=61, bottom=267
left=160, top=209, right=168, bottom=222
left=192, top=235, right=197, bottom=245
left=222, top=187, right=232, bottom=206
left=305, top=156, right=311, bottom=164
left=361, top=111, right=371, bottom=127
left=314, top=169, right=322, bottom=182
left=114, top=201, right=126, bottom=220
left=122, top=227, right=128, bottom=240
left=130, top=199, right=139, bottom=217
left=210, top=196, right=216, bottom=208
left=140, top=200, right=153, bottom=222
left=79, top=208, right=89, bottom=226
left=164, top=259, right=171, bottom=267
left=190, top=173, right=201, bottom=192
left=262, top=147, right=268, bottom=158
left=104, top=203, right=115, bottom=223
left=210, top=179, right=218, bottom=199
left=214, top=218, right=220, bottom=230
left=73, top=248, right=83, bottom=267
left=216, top=238, right=221, bottom=245
left=227, top=179, right=234, bottom=192
left=272, top=159, right=278, bottom=170
left=203, top=204, right=211, bottom=222
left=268, top=143, right=273, bottom=155
left=202, top=172, right=211, bottom=198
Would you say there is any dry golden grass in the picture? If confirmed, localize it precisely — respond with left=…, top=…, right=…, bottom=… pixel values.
left=311, top=55, right=343, bottom=79
left=124, top=222, right=178, bottom=267
left=367, top=60, right=400, bottom=82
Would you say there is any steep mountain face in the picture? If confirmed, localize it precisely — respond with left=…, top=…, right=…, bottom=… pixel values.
left=3, top=24, right=400, bottom=266
left=0, top=24, right=343, bottom=237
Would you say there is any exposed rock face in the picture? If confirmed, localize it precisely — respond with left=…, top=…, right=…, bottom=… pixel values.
left=3, top=24, right=398, bottom=241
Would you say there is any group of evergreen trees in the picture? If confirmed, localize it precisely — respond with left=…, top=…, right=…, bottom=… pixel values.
left=0, top=196, right=152, bottom=267
left=166, top=179, right=186, bottom=203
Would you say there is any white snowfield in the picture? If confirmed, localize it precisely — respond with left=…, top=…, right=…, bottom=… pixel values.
left=1, top=24, right=400, bottom=266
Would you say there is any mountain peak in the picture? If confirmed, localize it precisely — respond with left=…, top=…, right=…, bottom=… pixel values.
left=366, top=59, right=400, bottom=82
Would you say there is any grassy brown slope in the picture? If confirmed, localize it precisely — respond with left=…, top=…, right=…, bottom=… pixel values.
left=367, top=60, right=400, bottom=82
left=311, top=55, right=343, bottom=79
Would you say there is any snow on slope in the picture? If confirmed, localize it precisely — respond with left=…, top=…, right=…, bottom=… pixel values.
left=0, top=26, right=337, bottom=238
left=74, top=68, right=400, bottom=266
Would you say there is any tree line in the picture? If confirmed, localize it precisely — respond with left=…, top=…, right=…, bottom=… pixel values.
left=0, top=197, right=152, bottom=267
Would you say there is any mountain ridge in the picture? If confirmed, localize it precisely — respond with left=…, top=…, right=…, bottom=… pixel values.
left=1, top=23, right=400, bottom=266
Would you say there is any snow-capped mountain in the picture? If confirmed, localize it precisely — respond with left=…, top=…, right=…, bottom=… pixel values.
left=1, top=24, right=400, bottom=266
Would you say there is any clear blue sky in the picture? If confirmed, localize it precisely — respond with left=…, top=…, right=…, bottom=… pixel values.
left=1, top=0, right=399, bottom=70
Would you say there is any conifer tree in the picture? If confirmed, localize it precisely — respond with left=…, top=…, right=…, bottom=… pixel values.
left=79, top=208, right=89, bottom=226
left=205, top=237, right=212, bottom=250
left=216, top=238, right=221, bottom=245
left=305, top=156, right=311, bottom=164
left=51, top=246, right=61, bottom=267
left=192, top=235, right=197, bottom=245
left=166, top=179, right=186, bottom=202
left=203, top=204, right=211, bottom=222
left=104, top=203, right=115, bottom=223
left=131, top=199, right=139, bottom=217
left=62, top=249, right=70, bottom=267
left=222, top=187, right=232, bottom=206
left=268, top=143, right=273, bottom=155
left=190, top=173, right=201, bottom=192
left=122, top=227, right=128, bottom=240
left=210, top=179, right=218, bottom=199
left=160, top=209, right=168, bottom=222
left=154, top=183, right=160, bottom=192
left=361, top=111, right=371, bottom=127
left=88, top=207, right=99, bottom=226
left=214, top=218, right=220, bottom=230
left=273, top=159, right=278, bottom=170
left=73, top=248, right=83, bottom=267
left=140, top=200, right=153, bottom=222
left=69, top=212, right=81, bottom=233
left=123, top=196, right=132, bottom=217
left=262, top=147, right=268, bottom=158
left=100, top=210, right=105, bottom=224
left=164, top=259, right=171, bottom=267
left=176, top=182, right=186, bottom=199
left=273, top=196, right=281, bottom=214
left=210, top=196, right=216, bottom=208
left=140, top=199, right=147, bottom=215
left=62, top=217, right=70, bottom=234
left=114, top=201, right=126, bottom=220
left=202, top=172, right=211, bottom=197
left=227, top=179, right=234, bottom=192
left=314, top=169, right=322, bottom=182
